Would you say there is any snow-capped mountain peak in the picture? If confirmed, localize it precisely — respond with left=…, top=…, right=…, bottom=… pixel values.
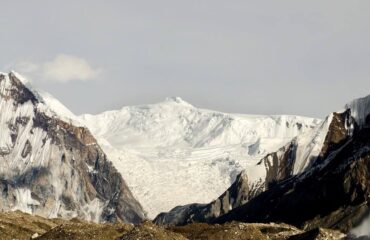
left=164, top=96, right=194, bottom=107
left=79, top=97, right=320, bottom=218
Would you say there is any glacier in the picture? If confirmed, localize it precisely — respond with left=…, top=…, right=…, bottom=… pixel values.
left=80, top=97, right=320, bottom=218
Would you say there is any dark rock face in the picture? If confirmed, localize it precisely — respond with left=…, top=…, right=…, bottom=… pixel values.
left=6, top=73, right=38, bottom=104
left=215, top=109, right=370, bottom=232
left=0, top=72, right=145, bottom=223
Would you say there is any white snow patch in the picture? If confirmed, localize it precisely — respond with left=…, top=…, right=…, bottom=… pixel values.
left=12, top=188, right=40, bottom=214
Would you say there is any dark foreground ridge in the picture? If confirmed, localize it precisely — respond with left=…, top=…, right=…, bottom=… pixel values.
left=0, top=210, right=347, bottom=240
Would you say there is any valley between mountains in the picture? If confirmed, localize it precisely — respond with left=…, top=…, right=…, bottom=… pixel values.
left=1, top=71, right=370, bottom=239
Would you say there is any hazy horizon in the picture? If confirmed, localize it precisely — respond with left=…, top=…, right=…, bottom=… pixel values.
left=1, top=1, right=370, bottom=118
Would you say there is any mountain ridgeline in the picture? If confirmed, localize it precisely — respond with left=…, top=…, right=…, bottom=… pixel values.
left=0, top=72, right=145, bottom=223
left=2, top=70, right=370, bottom=237
left=155, top=95, right=370, bottom=234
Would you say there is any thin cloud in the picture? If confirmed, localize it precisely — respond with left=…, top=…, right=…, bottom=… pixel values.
left=43, top=54, right=101, bottom=82
left=7, top=54, right=101, bottom=83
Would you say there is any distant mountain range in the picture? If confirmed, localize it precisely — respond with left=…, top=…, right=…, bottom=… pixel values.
left=1, top=71, right=370, bottom=238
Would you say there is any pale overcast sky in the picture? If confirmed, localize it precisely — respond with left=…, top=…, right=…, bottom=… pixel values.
left=1, top=1, right=370, bottom=118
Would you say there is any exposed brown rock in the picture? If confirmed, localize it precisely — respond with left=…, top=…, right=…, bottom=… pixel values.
left=0, top=211, right=347, bottom=240
left=120, top=221, right=187, bottom=240
left=170, top=222, right=300, bottom=240
left=37, top=221, right=132, bottom=240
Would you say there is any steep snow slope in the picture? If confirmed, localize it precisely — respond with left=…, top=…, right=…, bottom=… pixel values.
left=80, top=97, right=320, bottom=218
left=0, top=72, right=145, bottom=223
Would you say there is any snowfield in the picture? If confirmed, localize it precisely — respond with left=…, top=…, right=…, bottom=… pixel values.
left=79, top=97, right=320, bottom=218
